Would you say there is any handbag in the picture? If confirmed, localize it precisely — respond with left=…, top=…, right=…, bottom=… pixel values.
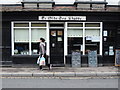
left=37, top=56, right=40, bottom=64
left=39, top=56, right=46, bottom=66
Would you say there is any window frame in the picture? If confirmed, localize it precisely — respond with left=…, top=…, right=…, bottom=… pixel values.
left=67, top=22, right=102, bottom=55
left=11, top=21, right=47, bottom=56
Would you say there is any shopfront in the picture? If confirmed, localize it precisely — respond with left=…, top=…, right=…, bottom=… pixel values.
left=11, top=20, right=102, bottom=65
left=1, top=0, right=120, bottom=66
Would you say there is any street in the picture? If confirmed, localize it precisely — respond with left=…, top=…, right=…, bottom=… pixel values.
left=2, top=77, right=118, bottom=88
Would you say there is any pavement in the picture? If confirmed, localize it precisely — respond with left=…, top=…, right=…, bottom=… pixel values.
left=0, top=64, right=120, bottom=77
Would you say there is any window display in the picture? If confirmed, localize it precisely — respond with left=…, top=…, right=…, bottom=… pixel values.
left=14, top=43, right=29, bottom=55
left=85, top=28, right=100, bottom=54
left=13, top=22, right=47, bottom=55
left=67, top=22, right=101, bottom=55
left=12, top=22, right=102, bottom=56
left=68, top=37, right=83, bottom=54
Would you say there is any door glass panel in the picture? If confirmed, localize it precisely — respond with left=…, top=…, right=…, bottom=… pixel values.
left=51, top=31, right=56, bottom=36
left=58, top=37, right=62, bottom=41
left=58, top=31, right=63, bottom=36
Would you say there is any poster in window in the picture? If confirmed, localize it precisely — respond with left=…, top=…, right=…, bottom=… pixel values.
left=58, top=31, right=63, bottom=36
left=115, top=49, right=120, bottom=66
left=103, top=31, right=107, bottom=36
left=109, top=46, right=114, bottom=55
left=58, top=37, right=62, bottom=41
left=51, top=31, right=56, bottom=36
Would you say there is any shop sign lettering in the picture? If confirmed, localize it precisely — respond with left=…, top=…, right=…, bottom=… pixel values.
left=39, top=16, right=86, bottom=21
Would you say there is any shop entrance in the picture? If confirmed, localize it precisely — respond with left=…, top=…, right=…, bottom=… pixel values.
left=50, top=23, right=64, bottom=65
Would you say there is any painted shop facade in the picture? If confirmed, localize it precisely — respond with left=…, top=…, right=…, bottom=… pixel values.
left=1, top=0, right=120, bottom=66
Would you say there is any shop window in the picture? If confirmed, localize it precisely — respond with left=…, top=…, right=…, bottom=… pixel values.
left=67, top=22, right=102, bottom=55
left=31, top=28, right=46, bottom=55
left=31, top=28, right=46, bottom=42
left=67, top=28, right=83, bottom=54
left=68, top=23, right=83, bottom=27
left=68, top=37, right=83, bottom=54
left=14, top=28, right=29, bottom=55
left=85, top=23, right=100, bottom=27
left=85, top=29, right=100, bottom=36
left=85, top=29, right=100, bottom=54
left=12, top=22, right=47, bottom=55
left=31, top=23, right=46, bottom=27
left=14, top=43, right=29, bottom=55
left=67, top=29, right=83, bottom=37
left=14, top=23, right=29, bottom=27
left=14, top=28, right=29, bottom=42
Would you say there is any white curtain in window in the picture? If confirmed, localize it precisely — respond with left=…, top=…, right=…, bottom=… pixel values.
left=85, top=29, right=100, bottom=36
left=31, top=28, right=46, bottom=42
left=14, top=28, right=29, bottom=42
left=67, top=29, right=83, bottom=37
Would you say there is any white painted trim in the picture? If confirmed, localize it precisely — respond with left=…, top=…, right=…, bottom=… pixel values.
left=100, top=22, right=103, bottom=55
left=11, top=22, right=14, bottom=56
left=29, top=22, right=32, bottom=55
left=64, top=22, right=68, bottom=65
left=31, top=27, right=47, bottom=29
left=46, top=22, right=50, bottom=56
left=83, top=22, right=85, bottom=55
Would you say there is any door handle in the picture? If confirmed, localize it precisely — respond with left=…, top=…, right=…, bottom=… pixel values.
left=52, top=43, right=55, bottom=47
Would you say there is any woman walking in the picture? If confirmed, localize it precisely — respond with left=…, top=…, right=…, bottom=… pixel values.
left=39, top=38, right=46, bottom=70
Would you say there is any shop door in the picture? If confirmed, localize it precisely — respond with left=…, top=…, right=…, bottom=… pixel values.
left=50, top=29, right=64, bottom=65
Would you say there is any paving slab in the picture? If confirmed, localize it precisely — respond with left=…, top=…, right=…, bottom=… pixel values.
left=33, top=72, right=54, bottom=77
left=54, top=72, right=75, bottom=77
left=0, top=66, right=120, bottom=77
left=75, top=72, right=97, bottom=77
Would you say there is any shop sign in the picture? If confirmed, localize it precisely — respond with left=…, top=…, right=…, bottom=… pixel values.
left=39, top=16, right=86, bottom=21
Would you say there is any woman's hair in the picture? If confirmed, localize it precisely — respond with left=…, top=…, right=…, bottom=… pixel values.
left=40, top=38, right=45, bottom=42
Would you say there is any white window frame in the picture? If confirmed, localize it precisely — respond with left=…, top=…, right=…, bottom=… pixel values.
left=67, top=22, right=102, bottom=55
left=11, top=21, right=103, bottom=58
left=11, top=21, right=47, bottom=56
